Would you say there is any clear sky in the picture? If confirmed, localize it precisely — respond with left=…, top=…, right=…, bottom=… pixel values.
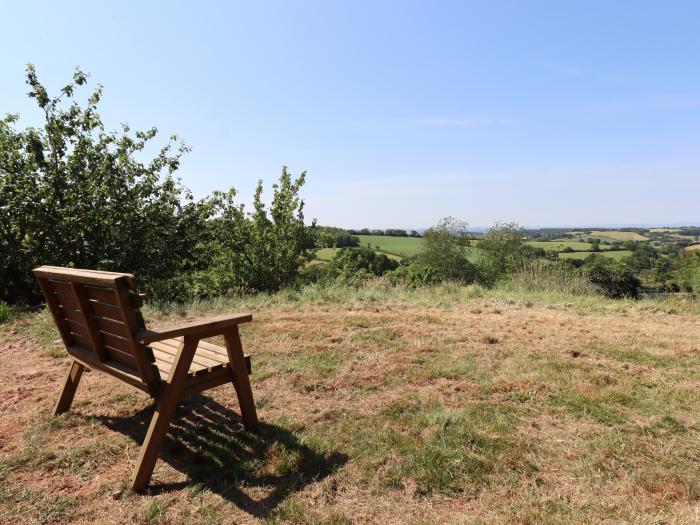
left=2, top=1, right=699, bottom=229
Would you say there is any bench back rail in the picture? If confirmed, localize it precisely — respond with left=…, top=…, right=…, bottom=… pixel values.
left=33, top=266, right=161, bottom=393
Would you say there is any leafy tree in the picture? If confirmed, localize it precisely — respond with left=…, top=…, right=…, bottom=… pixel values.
left=0, top=65, right=210, bottom=304
left=197, top=168, right=314, bottom=295
left=1, top=66, right=314, bottom=303
left=335, top=233, right=360, bottom=248
left=417, top=217, right=476, bottom=283
left=317, top=229, right=336, bottom=249
left=673, top=251, right=700, bottom=292
left=623, top=243, right=658, bottom=273
left=477, top=222, right=538, bottom=286
left=582, top=259, right=641, bottom=299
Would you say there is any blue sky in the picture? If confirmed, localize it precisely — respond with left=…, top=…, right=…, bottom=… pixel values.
left=2, top=1, right=699, bottom=229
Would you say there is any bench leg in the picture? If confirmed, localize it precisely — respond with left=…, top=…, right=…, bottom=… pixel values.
left=130, top=336, right=198, bottom=492
left=224, top=327, right=259, bottom=431
left=53, top=360, right=84, bottom=415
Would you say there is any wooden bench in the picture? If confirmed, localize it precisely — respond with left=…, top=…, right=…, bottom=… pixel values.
left=33, top=266, right=258, bottom=492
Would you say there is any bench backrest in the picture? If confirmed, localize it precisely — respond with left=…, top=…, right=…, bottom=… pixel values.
left=33, top=266, right=160, bottom=392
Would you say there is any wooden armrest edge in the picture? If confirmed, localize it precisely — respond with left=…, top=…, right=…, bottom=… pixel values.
left=137, top=313, right=253, bottom=343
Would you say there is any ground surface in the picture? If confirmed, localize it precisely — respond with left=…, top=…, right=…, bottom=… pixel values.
left=2, top=286, right=700, bottom=524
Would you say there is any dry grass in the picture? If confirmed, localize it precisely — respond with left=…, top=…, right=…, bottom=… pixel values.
left=2, top=284, right=700, bottom=524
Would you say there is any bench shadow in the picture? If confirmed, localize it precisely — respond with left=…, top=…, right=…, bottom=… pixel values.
left=96, top=395, right=347, bottom=518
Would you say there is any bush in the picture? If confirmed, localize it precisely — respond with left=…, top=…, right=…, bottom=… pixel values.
left=386, top=262, right=441, bottom=287
left=417, top=217, right=476, bottom=283
left=477, top=222, right=540, bottom=286
left=582, top=260, right=641, bottom=299
left=329, top=247, right=399, bottom=281
left=674, top=251, right=700, bottom=292
left=505, top=260, right=597, bottom=296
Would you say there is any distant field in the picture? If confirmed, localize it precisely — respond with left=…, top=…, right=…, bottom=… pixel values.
left=559, top=250, right=633, bottom=261
left=316, top=247, right=338, bottom=261
left=316, top=246, right=401, bottom=262
left=356, top=235, right=423, bottom=257
left=527, top=241, right=595, bottom=252
left=649, top=228, right=681, bottom=233
left=589, top=231, right=649, bottom=241
left=670, top=233, right=700, bottom=241
left=685, top=244, right=700, bottom=251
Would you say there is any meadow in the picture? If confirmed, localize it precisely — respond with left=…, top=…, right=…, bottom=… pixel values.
left=321, top=236, right=629, bottom=266
left=2, top=283, right=700, bottom=524
left=558, top=250, right=634, bottom=261
left=587, top=231, right=650, bottom=242
left=526, top=241, right=596, bottom=252
left=355, top=235, right=423, bottom=257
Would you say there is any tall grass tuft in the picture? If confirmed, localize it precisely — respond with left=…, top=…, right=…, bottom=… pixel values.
left=502, top=260, right=598, bottom=296
left=0, top=301, right=13, bottom=324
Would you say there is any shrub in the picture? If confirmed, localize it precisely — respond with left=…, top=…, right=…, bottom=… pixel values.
left=477, top=222, right=540, bottom=286
left=674, top=251, right=700, bottom=292
left=582, top=260, right=641, bottom=299
left=417, top=217, right=477, bottom=283
left=505, top=260, right=597, bottom=296
left=386, top=262, right=441, bottom=287
left=329, top=247, right=399, bottom=281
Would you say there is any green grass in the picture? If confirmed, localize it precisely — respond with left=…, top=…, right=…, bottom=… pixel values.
left=0, top=301, right=13, bottom=324
left=355, top=235, right=423, bottom=257
left=527, top=241, right=595, bottom=252
left=315, top=247, right=339, bottom=261
left=558, top=250, right=633, bottom=260
left=588, top=230, right=650, bottom=241
left=5, top=282, right=700, bottom=523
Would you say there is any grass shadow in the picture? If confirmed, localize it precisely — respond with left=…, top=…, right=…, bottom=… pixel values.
left=97, top=395, right=347, bottom=518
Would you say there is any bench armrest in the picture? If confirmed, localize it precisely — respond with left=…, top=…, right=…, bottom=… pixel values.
left=137, top=313, right=252, bottom=344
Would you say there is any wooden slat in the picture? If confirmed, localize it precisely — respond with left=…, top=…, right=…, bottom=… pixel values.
left=35, top=277, right=73, bottom=350
left=70, top=282, right=109, bottom=361
left=54, top=292, right=80, bottom=310
left=48, top=280, right=75, bottom=296
left=101, top=332, right=134, bottom=355
left=151, top=346, right=214, bottom=377
left=89, top=300, right=124, bottom=321
left=66, top=320, right=93, bottom=348
left=85, top=286, right=119, bottom=306
left=152, top=339, right=226, bottom=370
left=67, top=346, right=148, bottom=393
left=94, top=316, right=131, bottom=339
left=113, top=284, right=159, bottom=387
left=184, top=367, right=233, bottom=396
left=34, top=266, right=137, bottom=288
left=59, top=306, right=84, bottom=324
left=105, top=347, right=138, bottom=369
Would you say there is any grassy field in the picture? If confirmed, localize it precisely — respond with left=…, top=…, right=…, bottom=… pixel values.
left=686, top=244, right=700, bottom=251
left=588, top=230, right=649, bottom=241
left=356, top=235, right=422, bottom=257
left=558, top=250, right=633, bottom=261
left=2, top=284, right=700, bottom=523
left=315, top=247, right=402, bottom=262
left=527, top=241, right=595, bottom=252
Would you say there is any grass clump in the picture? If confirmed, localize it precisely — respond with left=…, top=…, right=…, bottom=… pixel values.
left=340, top=400, right=527, bottom=496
